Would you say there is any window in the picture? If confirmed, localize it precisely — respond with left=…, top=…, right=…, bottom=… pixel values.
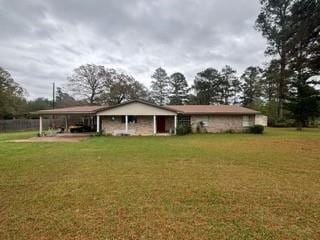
left=178, top=115, right=191, bottom=126
left=242, top=116, right=250, bottom=127
left=121, top=116, right=137, bottom=124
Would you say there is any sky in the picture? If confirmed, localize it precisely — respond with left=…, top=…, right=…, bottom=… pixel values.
left=0, top=0, right=267, bottom=99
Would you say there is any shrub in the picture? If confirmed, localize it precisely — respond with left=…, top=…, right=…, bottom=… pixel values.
left=248, top=125, right=264, bottom=134
left=224, top=129, right=235, bottom=134
left=176, top=124, right=192, bottom=135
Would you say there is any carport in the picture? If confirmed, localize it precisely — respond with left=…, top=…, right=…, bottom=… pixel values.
left=35, top=105, right=107, bottom=135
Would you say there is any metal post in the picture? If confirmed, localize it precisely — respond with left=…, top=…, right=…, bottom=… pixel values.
left=153, top=115, right=156, bottom=135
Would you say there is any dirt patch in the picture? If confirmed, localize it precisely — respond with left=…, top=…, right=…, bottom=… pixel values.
left=8, top=136, right=88, bottom=143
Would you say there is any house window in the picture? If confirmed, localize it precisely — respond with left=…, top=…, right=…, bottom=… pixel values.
left=242, top=116, right=250, bottom=127
left=178, top=115, right=191, bottom=126
left=121, top=116, right=137, bottom=124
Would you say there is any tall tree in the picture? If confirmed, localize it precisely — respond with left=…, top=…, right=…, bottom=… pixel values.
left=0, top=67, right=26, bottom=119
left=256, top=0, right=294, bottom=118
left=262, top=60, right=279, bottom=102
left=286, top=0, right=320, bottom=127
left=241, top=66, right=263, bottom=107
left=150, top=67, right=169, bottom=105
left=168, top=72, right=189, bottom=104
left=220, top=65, right=240, bottom=104
left=68, top=64, right=106, bottom=104
left=193, top=68, right=222, bottom=104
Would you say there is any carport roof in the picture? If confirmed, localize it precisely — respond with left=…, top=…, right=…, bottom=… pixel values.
left=35, top=105, right=107, bottom=115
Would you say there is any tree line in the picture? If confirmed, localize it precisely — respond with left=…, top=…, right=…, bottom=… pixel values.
left=0, top=0, right=319, bottom=127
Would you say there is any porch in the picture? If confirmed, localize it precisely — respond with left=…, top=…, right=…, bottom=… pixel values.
left=98, top=115, right=177, bottom=135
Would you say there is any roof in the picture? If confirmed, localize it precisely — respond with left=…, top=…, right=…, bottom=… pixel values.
left=166, top=105, right=259, bottom=115
left=34, top=105, right=107, bottom=115
left=34, top=100, right=259, bottom=115
left=98, top=99, right=177, bottom=113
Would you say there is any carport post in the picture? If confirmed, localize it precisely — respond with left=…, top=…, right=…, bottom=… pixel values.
left=125, top=115, right=128, bottom=133
left=96, top=115, right=100, bottom=133
left=65, top=115, right=69, bottom=132
left=39, top=115, right=43, bottom=135
left=153, top=115, right=156, bottom=135
left=174, top=115, right=177, bottom=135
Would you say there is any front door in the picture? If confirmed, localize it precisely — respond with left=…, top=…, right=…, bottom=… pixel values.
left=156, top=116, right=166, bottom=133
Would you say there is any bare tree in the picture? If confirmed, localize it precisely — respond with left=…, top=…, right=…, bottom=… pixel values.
left=68, top=64, right=106, bottom=104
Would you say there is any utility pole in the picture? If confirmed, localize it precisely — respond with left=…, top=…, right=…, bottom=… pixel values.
left=52, top=82, right=55, bottom=129
left=52, top=82, right=55, bottom=109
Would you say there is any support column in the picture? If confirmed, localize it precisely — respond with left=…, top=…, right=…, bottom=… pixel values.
left=125, top=115, right=128, bottom=133
left=153, top=115, right=156, bottom=135
left=96, top=115, right=100, bottom=133
left=174, top=115, right=177, bottom=135
left=39, top=115, right=43, bottom=135
left=65, top=115, right=69, bottom=133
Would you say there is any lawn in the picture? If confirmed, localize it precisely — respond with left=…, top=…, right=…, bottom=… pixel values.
left=0, top=128, right=319, bottom=239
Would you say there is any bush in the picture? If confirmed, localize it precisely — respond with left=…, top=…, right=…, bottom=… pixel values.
left=176, top=124, right=192, bottom=135
left=248, top=125, right=264, bottom=134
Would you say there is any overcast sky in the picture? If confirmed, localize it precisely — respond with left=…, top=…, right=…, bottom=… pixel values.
left=0, top=0, right=267, bottom=99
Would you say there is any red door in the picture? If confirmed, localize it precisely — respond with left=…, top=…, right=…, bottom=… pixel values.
left=156, top=116, right=166, bottom=133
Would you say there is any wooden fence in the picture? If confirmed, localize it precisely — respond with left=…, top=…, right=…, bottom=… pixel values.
left=0, top=119, right=65, bottom=132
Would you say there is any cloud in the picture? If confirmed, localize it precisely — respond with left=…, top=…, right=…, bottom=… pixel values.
left=0, top=0, right=267, bottom=99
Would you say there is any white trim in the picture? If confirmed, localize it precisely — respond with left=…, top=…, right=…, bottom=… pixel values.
left=125, top=115, right=128, bottom=133
left=96, top=115, right=100, bottom=132
left=39, top=116, right=43, bottom=135
left=174, top=115, right=177, bottom=135
left=153, top=115, right=156, bottom=135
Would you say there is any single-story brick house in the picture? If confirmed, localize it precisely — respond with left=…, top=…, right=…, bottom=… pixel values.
left=35, top=100, right=267, bottom=135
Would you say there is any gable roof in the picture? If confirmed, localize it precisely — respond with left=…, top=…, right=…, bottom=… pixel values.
left=166, top=105, right=259, bottom=115
left=96, top=99, right=177, bottom=113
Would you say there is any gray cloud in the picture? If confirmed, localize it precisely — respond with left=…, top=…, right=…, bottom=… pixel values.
left=0, top=0, right=267, bottom=99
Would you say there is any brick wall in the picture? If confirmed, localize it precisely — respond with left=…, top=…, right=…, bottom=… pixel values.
left=101, top=116, right=154, bottom=135
left=190, top=115, right=255, bottom=133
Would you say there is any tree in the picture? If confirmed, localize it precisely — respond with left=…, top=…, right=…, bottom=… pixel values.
left=101, top=72, right=149, bottom=105
left=241, top=66, right=263, bottom=107
left=285, top=0, right=320, bottom=128
left=0, top=67, right=26, bottom=119
left=55, top=87, right=79, bottom=108
left=192, top=68, right=222, bottom=104
left=68, top=64, right=106, bottom=104
left=150, top=67, right=169, bottom=105
left=220, top=65, right=240, bottom=104
left=256, top=0, right=294, bottom=118
left=168, top=72, right=189, bottom=104
left=287, top=77, right=320, bottom=129
left=262, top=60, right=279, bottom=102
left=27, top=98, right=52, bottom=112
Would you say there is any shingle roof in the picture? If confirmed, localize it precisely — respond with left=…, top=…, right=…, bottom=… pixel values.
left=34, top=100, right=259, bottom=115
left=165, top=105, right=259, bottom=115
left=35, top=105, right=107, bottom=115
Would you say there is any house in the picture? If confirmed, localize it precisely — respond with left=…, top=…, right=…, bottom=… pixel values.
left=35, top=100, right=266, bottom=135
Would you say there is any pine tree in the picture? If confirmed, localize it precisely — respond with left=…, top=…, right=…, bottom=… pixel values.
left=241, top=66, right=263, bottom=107
left=150, top=67, right=169, bottom=105
left=220, top=65, right=239, bottom=104
left=168, top=72, right=189, bottom=105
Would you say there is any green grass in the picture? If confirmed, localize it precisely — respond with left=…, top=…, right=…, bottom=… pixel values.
left=0, top=128, right=319, bottom=239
